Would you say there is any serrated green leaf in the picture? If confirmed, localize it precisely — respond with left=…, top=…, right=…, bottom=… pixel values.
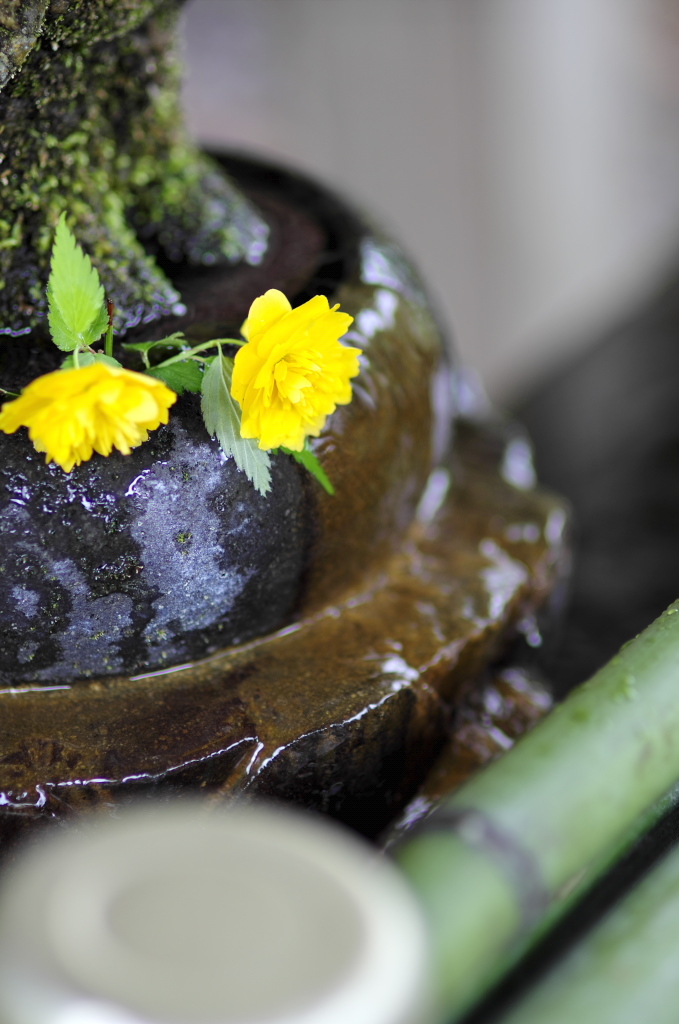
left=47, top=214, right=106, bottom=350
left=147, top=360, right=203, bottom=395
left=201, top=354, right=272, bottom=496
left=60, top=352, right=122, bottom=370
left=46, top=282, right=78, bottom=351
left=82, top=303, right=109, bottom=348
left=281, top=445, right=335, bottom=495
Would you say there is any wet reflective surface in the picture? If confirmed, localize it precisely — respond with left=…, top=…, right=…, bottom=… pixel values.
left=0, top=407, right=309, bottom=682
left=384, top=665, right=553, bottom=846
left=0, top=418, right=568, bottom=844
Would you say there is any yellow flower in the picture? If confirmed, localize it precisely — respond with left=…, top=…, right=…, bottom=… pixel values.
left=231, top=289, right=362, bottom=451
left=0, top=363, right=176, bottom=473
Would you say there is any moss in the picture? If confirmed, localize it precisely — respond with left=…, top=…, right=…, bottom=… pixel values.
left=0, top=0, right=268, bottom=337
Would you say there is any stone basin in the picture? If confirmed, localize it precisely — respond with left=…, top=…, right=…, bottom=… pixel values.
left=0, top=154, right=444, bottom=683
left=0, top=155, right=569, bottom=845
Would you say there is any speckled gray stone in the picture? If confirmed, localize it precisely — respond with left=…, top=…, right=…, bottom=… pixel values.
left=0, top=396, right=310, bottom=683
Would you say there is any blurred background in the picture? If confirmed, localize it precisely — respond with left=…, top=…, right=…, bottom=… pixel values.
left=182, top=0, right=679, bottom=404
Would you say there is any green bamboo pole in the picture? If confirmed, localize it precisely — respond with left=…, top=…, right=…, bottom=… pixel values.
left=501, top=838, right=679, bottom=1024
left=395, top=600, right=679, bottom=1021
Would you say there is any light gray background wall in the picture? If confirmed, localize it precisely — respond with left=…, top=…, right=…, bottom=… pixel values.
left=182, top=0, right=679, bottom=401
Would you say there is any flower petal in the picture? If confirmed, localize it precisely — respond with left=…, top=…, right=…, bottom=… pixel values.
left=240, top=289, right=292, bottom=342
left=0, top=364, right=176, bottom=472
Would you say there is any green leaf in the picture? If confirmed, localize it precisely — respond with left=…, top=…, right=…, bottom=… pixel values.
left=61, top=351, right=95, bottom=369
left=60, top=352, right=122, bottom=370
left=47, top=214, right=106, bottom=351
left=147, top=360, right=203, bottom=395
left=281, top=445, right=335, bottom=495
left=121, top=332, right=188, bottom=356
left=82, top=303, right=109, bottom=348
left=201, top=354, right=272, bottom=496
left=46, top=283, right=79, bottom=352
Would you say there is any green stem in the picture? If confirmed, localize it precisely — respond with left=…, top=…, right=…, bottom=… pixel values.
left=395, top=600, right=679, bottom=1021
left=502, top=833, right=679, bottom=1024
left=73, top=347, right=80, bottom=369
left=154, top=338, right=241, bottom=370
left=105, top=298, right=114, bottom=358
left=0, top=387, right=20, bottom=398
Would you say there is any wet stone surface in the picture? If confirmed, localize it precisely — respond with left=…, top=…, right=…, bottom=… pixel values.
left=0, top=420, right=569, bottom=843
left=383, top=664, right=555, bottom=847
left=0, top=396, right=309, bottom=683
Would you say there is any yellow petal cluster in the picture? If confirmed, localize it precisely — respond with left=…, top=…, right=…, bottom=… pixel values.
left=231, top=289, right=362, bottom=451
left=0, top=363, right=176, bottom=473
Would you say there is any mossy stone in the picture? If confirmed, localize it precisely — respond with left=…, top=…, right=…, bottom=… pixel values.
left=0, top=0, right=268, bottom=335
